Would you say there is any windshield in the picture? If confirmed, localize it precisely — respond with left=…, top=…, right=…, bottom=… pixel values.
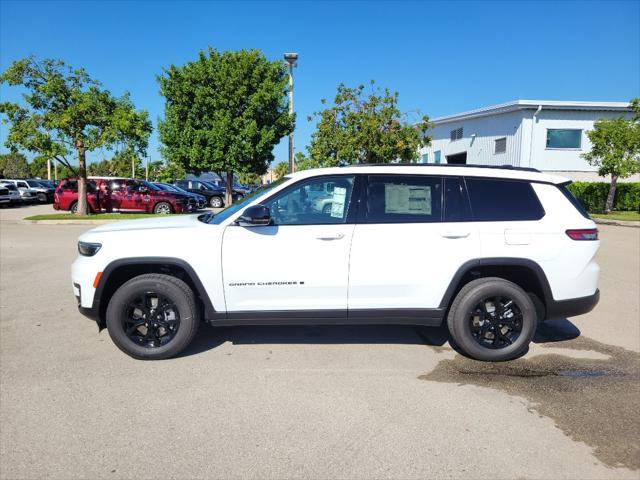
left=200, top=177, right=288, bottom=225
left=140, top=181, right=161, bottom=191
left=27, top=180, right=45, bottom=188
left=2, top=183, right=18, bottom=191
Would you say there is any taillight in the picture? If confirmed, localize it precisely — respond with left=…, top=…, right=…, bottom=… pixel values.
left=566, top=229, right=598, bottom=241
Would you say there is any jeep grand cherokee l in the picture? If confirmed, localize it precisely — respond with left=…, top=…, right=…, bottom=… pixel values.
left=72, top=164, right=599, bottom=361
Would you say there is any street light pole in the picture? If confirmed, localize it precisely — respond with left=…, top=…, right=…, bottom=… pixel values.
left=284, top=52, right=298, bottom=174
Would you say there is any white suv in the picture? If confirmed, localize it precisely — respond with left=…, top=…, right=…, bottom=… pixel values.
left=72, top=165, right=600, bottom=361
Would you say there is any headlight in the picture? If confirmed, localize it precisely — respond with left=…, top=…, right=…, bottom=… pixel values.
left=78, top=241, right=102, bottom=256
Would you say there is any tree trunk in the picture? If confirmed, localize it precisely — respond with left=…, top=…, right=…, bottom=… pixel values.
left=76, top=140, right=88, bottom=215
left=225, top=170, right=234, bottom=207
left=605, top=174, right=618, bottom=214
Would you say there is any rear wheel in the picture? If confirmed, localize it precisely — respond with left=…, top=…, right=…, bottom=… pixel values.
left=69, top=201, right=78, bottom=214
left=447, top=277, right=537, bottom=361
left=209, top=196, right=223, bottom=208
left=153, top=202, right=173, bottom=214
left=105, top=274, right=200, bottom=360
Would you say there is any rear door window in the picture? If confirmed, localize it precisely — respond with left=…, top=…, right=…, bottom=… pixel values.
left=443, top=177, right=471, bottom=222
left=465, top=178, right=545, bottom=221
left=364, top=175, right=442, bottom=223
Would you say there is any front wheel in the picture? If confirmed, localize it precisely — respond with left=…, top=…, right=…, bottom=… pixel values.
left=447, top=277, right=537, bottom=362
left=209, top=196, right=223, bottom=208
left=37, top=193, right=48, bottom=203
left=105, top=274, right=200, bottom=360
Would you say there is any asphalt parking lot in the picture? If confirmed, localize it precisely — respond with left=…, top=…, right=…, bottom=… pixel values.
left=0, top=213, right=638, bottom=479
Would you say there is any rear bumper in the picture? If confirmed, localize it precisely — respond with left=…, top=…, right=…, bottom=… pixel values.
left=545, top=289, right=600, bottom=320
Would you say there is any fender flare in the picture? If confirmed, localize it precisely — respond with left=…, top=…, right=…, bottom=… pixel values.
left=92, top=257, right=218, bottom=322
left=438, top=257, right=554, bottom=310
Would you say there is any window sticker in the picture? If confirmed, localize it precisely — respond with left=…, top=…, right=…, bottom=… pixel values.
left=384, top=184, right=431, bottom=215
left=330, top=186, right=347, bottom=218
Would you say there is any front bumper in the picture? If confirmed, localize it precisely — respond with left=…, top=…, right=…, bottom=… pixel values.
left=545, top=289, right=600, bottom=320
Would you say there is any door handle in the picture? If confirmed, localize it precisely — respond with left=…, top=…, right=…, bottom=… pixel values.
left=441, top=231, right=470, bottom=239
left=316, top=233, right=344, bottom=241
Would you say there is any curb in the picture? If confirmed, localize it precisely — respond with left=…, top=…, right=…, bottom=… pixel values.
left=593, top=218, right=640, bottom=228
left=19, top=219, right=118, bottom=225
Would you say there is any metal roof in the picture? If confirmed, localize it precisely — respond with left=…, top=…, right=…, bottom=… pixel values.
left=432, top=99, right=632, bottom=124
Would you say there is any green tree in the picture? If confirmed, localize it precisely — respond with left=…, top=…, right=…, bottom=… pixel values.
left=308, top=81, right=432, bottom=166
left=158, top=47, right=294, bottom=205
left=583, top=98, right=640, bottom=213
left=237, top=171, right=262, bottom=186
left=0, top=152, right=30, bottom=178
left=294, top=151, right=321, bottom=171
left=0, top=57, right=152, bottom=214
left=146, top=160, right=165, bottom=181
left=155, top=160, right=185, bottom=183
left=273, top=161, right=289, bottom=179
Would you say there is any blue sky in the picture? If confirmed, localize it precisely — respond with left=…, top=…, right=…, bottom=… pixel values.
left=1, top=0, right=639, bottom=166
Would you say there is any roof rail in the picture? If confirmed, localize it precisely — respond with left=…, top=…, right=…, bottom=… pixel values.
left=340, top=163, right=541, bottom=173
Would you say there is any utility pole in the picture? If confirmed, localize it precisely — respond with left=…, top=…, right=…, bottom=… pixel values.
left=145, top=157, right=149, bottom=181
left=47, top=158, right=51, bottom=180
left=54, top=159, right=58, bottom=180
left=132, top=156, right=135, bottom=179
left=284, top=52, right=298, bottom=174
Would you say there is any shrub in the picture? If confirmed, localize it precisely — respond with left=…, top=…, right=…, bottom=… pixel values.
left=567, top=182, right=640, bottom=213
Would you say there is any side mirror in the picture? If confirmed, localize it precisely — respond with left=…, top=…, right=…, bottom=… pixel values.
left=236, top=205, right=271, bottom=226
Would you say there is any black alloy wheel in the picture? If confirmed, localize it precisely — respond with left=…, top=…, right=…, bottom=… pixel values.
left=106, top=274, right=200, bottom=360
left=123, top=292, right=180, bottom=348
left=446, top=277, right=537, bottom=362
left=469, top=296, right=523, bottom=349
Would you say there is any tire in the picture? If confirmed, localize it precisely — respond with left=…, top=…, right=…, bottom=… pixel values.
left=209, top=196, right=223, bottom=208
left=322, top=203, right=332, bottom=215
left=37, top=193, right=47, bottom=203
left=105, top=274, right=200, bottom=360
left=447, top=277, right=537, bottom=362
left=69, top=201, right=78, bottom=214
left=153, top=201, right=173, bottom=214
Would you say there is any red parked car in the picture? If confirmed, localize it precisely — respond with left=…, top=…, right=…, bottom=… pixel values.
left=53, top=177, right=193, bottom=214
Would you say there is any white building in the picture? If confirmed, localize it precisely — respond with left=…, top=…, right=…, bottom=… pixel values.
left=419, top=100, right=636, bottom=181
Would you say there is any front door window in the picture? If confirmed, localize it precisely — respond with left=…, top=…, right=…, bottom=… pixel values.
left=263, top=176, right=355, bottom=225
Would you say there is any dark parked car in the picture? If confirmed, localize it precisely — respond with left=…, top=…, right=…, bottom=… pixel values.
left=24, top=179, right=55, bottom=203
left=174, top=180, right=226, bottom=208
left=153, top=182, right=206, bottom=210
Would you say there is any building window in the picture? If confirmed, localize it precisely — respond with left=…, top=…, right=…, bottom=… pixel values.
left=434, top=151, right=441, bottom=164
left=546, top=129, right=582, bottom=149
left=494, top=137, right=507, bottom=154
left=450, top=127, right=463, bottom=141
left=421, top=153, right=429, bottom=163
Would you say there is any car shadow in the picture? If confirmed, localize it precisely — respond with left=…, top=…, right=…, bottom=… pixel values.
left=177, top=318, right=581, bottom=359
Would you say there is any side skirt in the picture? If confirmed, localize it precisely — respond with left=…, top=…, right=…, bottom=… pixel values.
left=206, top=308, right=445, bottom=327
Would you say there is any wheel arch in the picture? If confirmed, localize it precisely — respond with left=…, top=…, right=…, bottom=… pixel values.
left=439, top=258, right=554, bottom=320
left=93, top=257, right=217, bottom=327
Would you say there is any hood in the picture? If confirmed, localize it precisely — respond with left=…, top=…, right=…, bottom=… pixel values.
left=87, top=213, right=204, bottom=234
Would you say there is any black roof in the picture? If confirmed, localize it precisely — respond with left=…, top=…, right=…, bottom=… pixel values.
left=341, top=163, right=541, bottom=173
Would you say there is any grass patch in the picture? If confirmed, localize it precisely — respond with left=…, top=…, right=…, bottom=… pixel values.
left=25, top=213, right=179, bottom=221
left=591, top=211, right=640, bottom=222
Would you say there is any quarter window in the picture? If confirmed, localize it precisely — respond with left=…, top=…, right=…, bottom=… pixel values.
left=263, top=176, right=355, bottom=225
left=495, top=137, right=507, bottom=154
left=465, top=178, right=544, bottom=221
left=365, top=175, right=442, bottom=223
left=546, top=129, right=582, bottom=149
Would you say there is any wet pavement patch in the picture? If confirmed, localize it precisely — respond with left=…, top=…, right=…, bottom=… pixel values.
left=419, top=327, right=640, bottom=470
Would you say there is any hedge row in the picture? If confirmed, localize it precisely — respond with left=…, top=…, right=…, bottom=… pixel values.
left=566, top=182, right=640, bottom=212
